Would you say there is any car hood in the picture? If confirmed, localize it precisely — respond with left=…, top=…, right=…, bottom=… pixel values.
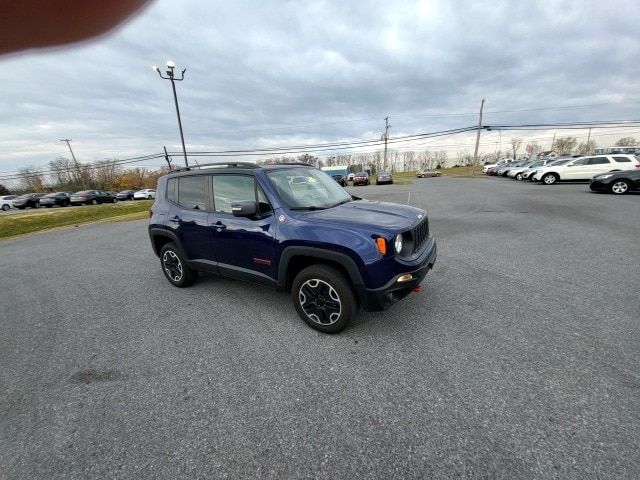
left=289, top=199, right=425, bottom=234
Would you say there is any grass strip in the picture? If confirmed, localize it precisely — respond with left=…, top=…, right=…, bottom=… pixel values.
left=0, top=201, right=152, bottom=239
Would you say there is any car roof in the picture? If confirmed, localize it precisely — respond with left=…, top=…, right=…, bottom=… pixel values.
left=165, top=162, right=314, bottom=178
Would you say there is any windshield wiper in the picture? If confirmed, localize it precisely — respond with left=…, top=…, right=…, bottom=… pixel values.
left=327, top=199, right=352, bottom=208
left=289, top=206, right=328, bottom=211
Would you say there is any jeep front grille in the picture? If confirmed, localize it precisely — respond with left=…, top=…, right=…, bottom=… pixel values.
left=411, top=217, right=430, bottom=253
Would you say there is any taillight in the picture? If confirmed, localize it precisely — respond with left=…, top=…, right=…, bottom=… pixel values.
left=634, top=163, right=640, bottom=168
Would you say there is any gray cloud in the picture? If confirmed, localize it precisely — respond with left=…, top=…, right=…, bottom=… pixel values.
left=1, top=0, right=639, bottom=176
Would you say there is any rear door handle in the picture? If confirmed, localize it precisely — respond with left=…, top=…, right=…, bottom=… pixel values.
left=169, top=215, right=182, bottom=223
left=213, top=221, right=227, bottom=230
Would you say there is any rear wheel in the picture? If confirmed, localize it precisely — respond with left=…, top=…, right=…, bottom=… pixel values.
left=542, top=173, right=558, bottom=185
left=34, top=202, right=40, bottom=208
left=160, top=242, right=197, bottom=287
left=515, top=173, right=523, bottom=181
left=291, top=264, right=357, bottom=333
left=610, top=179, right=630, bottom=195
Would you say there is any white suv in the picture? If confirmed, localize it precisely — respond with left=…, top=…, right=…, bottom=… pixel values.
left=532, top=155, right=639, bottom=185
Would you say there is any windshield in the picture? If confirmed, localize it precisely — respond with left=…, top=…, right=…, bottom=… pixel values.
left=266, top=167, right=352, bottom=210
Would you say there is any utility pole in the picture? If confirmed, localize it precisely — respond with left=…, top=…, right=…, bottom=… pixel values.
left=60, top=139, right=86, bottom=189
left=383, top=117, right=390, bottom=172
left=550, top=132, right=556, bottom=152
left=586, top=128, right=592, bottom=148
left=153, top=61, right=189, bottom=168
left=472, top=99, right=485, bottom=174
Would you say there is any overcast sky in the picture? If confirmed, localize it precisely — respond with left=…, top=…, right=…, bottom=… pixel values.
left=1, top=0, right=639, bottom=177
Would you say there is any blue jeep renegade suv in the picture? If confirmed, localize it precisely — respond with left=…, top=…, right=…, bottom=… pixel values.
left=148, top=162, right=437, bottom=333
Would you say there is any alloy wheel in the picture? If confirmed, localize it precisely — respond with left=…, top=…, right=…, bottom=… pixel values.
left=611, top=181, right=629, bottom=194
left=162, top=250, right=183, bottom=282
left=299, top=279, right=342, bottom=325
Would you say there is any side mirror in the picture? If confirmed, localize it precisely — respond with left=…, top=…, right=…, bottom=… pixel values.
left=231, top=201, right=257, bottom=217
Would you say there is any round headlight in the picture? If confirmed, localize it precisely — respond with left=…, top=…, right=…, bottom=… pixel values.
left=394, top=233, right=403, bottom=254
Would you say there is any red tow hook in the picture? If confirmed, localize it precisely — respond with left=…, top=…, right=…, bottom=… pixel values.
left=412, top=285, right=423, bottom=293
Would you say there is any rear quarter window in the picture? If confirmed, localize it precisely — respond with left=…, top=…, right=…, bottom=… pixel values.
left=612, top=156, right=632, bottom=163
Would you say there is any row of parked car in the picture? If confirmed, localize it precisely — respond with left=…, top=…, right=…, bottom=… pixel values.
left=483, top=154, right=640, bottom=195
left=0, top=189, right=156, bottom=210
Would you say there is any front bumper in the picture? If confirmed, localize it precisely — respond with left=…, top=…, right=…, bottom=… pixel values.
left=589, top=179, right=608, bottom=191
left=356, top=240, right=437, bottom=311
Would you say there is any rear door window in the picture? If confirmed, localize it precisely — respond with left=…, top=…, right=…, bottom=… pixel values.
left=177, top=176, right=207, bottom=210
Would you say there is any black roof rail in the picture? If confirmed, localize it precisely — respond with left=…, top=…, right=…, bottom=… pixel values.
left=171, top=161, right=260, bottom=173
left=268, top=162, right=315, bottom=166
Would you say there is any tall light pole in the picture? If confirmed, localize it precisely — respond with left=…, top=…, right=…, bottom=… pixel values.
left=153, top=61, right=189, bottom=167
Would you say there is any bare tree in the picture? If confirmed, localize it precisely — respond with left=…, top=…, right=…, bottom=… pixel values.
left=554, top=136, right=578, bottom=154
left=510, top=137, right=523, bottom=160
left=94, top=159, right=120, bottom=190
left=19, top=167, right=47, bottom=192
left=615, top=137, right=638, bottom=146
left=577, top=140, right=597, bottom=155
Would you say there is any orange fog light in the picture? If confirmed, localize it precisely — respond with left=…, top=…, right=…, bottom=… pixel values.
left=397, top=274, right=414, bottom=283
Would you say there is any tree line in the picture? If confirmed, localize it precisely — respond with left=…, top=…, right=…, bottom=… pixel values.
left=8, top=158, right=168, bottom=194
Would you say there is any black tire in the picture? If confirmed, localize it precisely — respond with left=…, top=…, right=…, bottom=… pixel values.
left=34, top=202, right=40, bottom=208
left=112, top=198, right=117, bottom=203
left=610, top=179, right=630, bottom=195
left=147, top=195, right=152, bottom=199
left=542, top=173, right=558, bottom=185
left=1, top=204, right=9, bottom=211
left=515, top=173, right=523, bottom=181
left=160, top=242, right=197, bottom=287
left=64, top=201, right=70, bottom=207
left=91, top=199, right=98, bottom=205
left=291, top=264, right=357, bottom=333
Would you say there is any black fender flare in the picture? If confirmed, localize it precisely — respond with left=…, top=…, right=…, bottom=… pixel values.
left=148, top=227, right=183, bottom=257
left=277, top=246, right=365, bottom=290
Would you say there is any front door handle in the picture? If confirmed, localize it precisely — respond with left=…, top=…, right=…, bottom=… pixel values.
left=213, top=221, right=227, bottom=230
left=169, top=215, right=182, bottom=223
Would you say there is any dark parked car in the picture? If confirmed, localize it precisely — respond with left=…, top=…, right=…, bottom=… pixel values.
left=70, top=190, right=117, bottom=206
left=116, top=189, right=136, bottom=201
left=331, top=174, right=347, bottom=187
left=13, top=193, right=45, bottom=209
left=590, top=169, right=640, bottom=195
left=39, top=192, right=72, bottom=207
left=376, top=171, right=393, bottom=185
left=148, top=162, right=437, bottom=333
left=352, top=171, right=370, bottom=186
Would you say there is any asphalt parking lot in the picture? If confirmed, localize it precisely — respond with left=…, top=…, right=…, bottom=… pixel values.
left=1, top=177, right=638, bottom=479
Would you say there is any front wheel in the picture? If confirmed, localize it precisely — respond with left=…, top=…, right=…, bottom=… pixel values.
left=160, top=242, right=197, bottom=287
left=515, top=173, right=523, bottom=181
left=1, top=204, right=9, bottom=211
left=610, top=179, right=630, bottom=195
left=291, top=264, right=357, bottom=333
left=34, top=202, right=40, bottom=208
left=542, top=173, right=558, bottom=185
left=91, top=199, right=98, bottom=205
